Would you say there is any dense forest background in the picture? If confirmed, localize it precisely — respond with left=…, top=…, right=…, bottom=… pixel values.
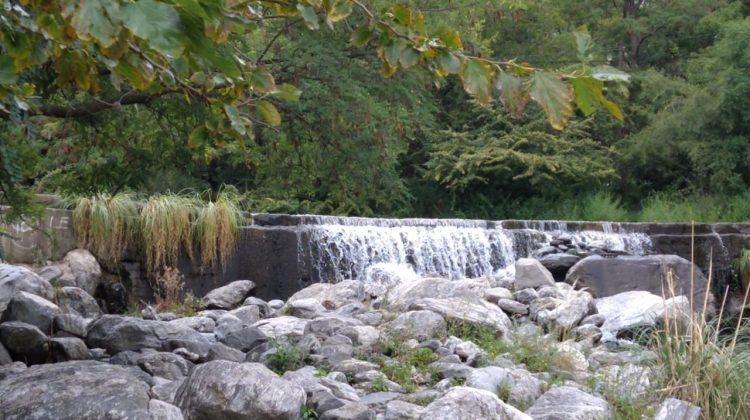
left=6, top=0, right=750, bottom=222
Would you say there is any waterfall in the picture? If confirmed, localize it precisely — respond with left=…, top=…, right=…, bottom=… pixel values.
left=298, top=217, right=653, bottom=283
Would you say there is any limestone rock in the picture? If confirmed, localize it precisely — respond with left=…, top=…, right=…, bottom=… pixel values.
left=285, top=298, right=328, bottom=319
left=49, top=337, right=90, bottom=362
left=287, top=280, right=365, bottom=310
left=138, top=351, right=192, bottom=380
left=201, top=280, right=256, bottom=310
left=174, top=360, right=305, bottom=420
left=525, top=386, right=612, bottom=420
left=169, top=316, right=215, bottom=333
left=149, top=400, right=185, bottom=420
left=654, top=398, right=700, bottom=420
left=419, top=386, right=531, bottom=420
left=596, top=291, right=691, bottom=338
left=409, top=297, right=510, bottom=333
left=385, top=278, right=484, bottom=312
left=383, top=310, right=446, bottom=341
left=60, top=249, right=102, bottom=295
left=254, top=316, right=309, bottom=338
left=465, top=366, right=544, bottom=409
left=0, top=360, right=150, bottom=419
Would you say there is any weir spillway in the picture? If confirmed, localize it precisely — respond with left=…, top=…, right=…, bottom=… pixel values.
left=2, top=211, right=748, bottom=301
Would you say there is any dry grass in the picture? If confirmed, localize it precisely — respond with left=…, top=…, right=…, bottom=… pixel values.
left=193, top=188, right=243, bottom=270
left=652, top=268, right=750, bottom=419
left=140, top=193, right=199, bottom=275
left=72, top=193, right=139, bottom=264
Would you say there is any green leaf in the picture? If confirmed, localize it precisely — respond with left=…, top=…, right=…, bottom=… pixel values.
left=495, top=72, right=528, bottom=118
left=438, top=31, right=463, bottom=50
left=592, top=65, right=630, bottom=82
left=172, top=0, right=209, bottom=19
left=570, top=77, right=600, bottom=116
left=399, top=48, right=420, bottom=69
left=574, top=25, right=592, bottom=64
left=71, top=0, right=122, bottom=48
left=272, top=83, right=301, bottom=102
left=224, top=104, right=246, bottom=135
left=122, top=0, right=184, bottom=56
left=188, top=125, right=210, bottom=148
left=351, top=25, right=372, bottom=47
left=529, top=71, right=573, bottom=130
left=327, top=0, right=352, bottom=23
left=258, top=100, right=281, bottom=127
left=0, top=56, right=17, bottom=85
left=250, top=67, right=276, bottom=93
left=384, top=41, right=405, bottom=67
left=297, top=4, right=320, bottom=30
left=391, top=5, right=412, bottom=26
left=438, top=51, right=461, bottom=74
left=460, top=59, right=493, bottom=104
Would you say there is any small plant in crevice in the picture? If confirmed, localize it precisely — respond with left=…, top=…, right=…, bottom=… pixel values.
left=266, top=339, right=307, bottom=375
left=369, top=375, right=390, bottom=393
left=732, top=249, right=750, bottom=294
left=301, top=403, right=318, bottom=420
left=370, top=337, right=440, bottom=393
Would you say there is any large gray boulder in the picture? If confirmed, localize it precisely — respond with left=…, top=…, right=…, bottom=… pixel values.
left=86, top=315, right=213, bottom=357
left=56, top=286, right=102, bottom=318
left=409, top=298, right=511, bottom=333
left=419, top=386, right=531, bottom=420
left=59, top=249, right=102, bottom=295
left=0, top=360, right=150, bottom=419
left=0, top=321, right=48, bottom=364
left=654, top=398, right=700, bottom=420
left=149, top=400, right=185, bottom=420
left=174, top=360, right=305, bottom=419
left=515, top=258, right=555, bottom=290
left=525, top=386, right=612, bottom=420
left=1, top=291, right=61, bottom=333
left=385, top=278, right=489, bottom=311
left=202, top=280, right=256, bottom=310
left=596, top=291, right=691, bottom=339
left=0, top=264, right=54, bottom=313
left=566, top=255, right=712, bottom=308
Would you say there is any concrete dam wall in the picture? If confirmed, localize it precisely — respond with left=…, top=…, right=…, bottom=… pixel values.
left=2, top=211, right=748, bottom=301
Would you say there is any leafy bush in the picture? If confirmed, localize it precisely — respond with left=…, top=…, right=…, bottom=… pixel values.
left=266, top=339, right=307, bottom=375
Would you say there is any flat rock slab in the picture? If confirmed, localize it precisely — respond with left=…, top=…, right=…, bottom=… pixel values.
left=525, top=386, right=612, bottom=420
left=0, top=360, right=150, bottom=419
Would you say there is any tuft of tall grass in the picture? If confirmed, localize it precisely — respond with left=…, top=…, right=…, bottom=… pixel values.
left=193, top=188, right=243, bottom=270
left=732, top=249, right=750, bottom=293
left=651, top=269, right=750, bottom=419
left=72, top=193, right=140, bottom=264
left=140, top=193, right=199, bottom=275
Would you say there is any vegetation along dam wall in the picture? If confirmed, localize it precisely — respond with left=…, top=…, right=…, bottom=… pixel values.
left=2, top=211, right=748, bottom=301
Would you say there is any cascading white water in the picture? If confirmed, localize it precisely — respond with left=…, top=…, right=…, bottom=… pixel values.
left=299, top=217, right=653, bottom=283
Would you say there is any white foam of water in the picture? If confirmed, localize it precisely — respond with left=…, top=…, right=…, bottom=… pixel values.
left=304, top=224, right=516, bottom=283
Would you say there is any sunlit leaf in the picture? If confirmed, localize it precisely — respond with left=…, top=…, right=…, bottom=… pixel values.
left=258, top=100, right=281, bottom=126
left=438, top=30, right=462, bottom=50
left=250, top=67, right=276, bottom=93
left=571, top=76, right=624, bottom=121
left=327, top=0, right=352, bottom=23
left=530, top=71, right=573, bottom=130
left=272, top=83, right=301, bottom=102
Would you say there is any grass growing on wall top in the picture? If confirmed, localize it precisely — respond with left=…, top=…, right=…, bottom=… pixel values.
left=141, top=193, right=199, bottom=275
left=72, top=193, right=140, bottom=265
left=194, top=188, right=243, bottom=271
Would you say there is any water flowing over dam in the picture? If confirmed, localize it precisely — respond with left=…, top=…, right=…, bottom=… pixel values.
left=3, top=211, right=748, bottom=300
left=297, top=216, right=652, bottom=284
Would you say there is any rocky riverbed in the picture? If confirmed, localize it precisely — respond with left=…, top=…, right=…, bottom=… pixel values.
left=0, top=249, right=709, bottom=419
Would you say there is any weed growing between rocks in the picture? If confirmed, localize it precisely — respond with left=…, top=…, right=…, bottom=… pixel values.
left=266, top=339, right=308, bottom=375
left=649, top=271, right=750, bottom=420
left=368, top=337, right=439, bottom=393
left=301, top=402, right=318, bottom=420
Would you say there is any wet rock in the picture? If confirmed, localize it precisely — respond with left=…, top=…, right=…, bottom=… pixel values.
left=0, top=321, right=48, bottom=364
left=525, top=386, right=611, bottom=420
left=174, top=360, right=305, bottom=420
left=201, top=280, right=256, bottom=310
left=515, top=258, right=555, bottom=290
left=0, top=360, right=150, bottom=419
left=56, top=286, right=102, bottom=318
left=419, top=386, right=530, bottom=420
left=49, top=337, right=90, bottom=362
